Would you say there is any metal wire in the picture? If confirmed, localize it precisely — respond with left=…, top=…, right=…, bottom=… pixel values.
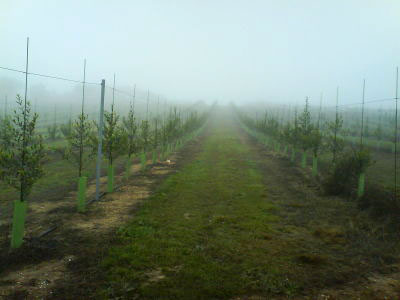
left=0, top=65, right=100, bottom=85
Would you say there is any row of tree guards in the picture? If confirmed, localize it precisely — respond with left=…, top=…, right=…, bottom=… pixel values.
left=0, top=38, right=210, bottom=249
left=236, top=69, right=399, bottom=201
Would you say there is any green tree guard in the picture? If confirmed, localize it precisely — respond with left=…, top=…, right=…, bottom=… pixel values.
left=141, top=152, right=147, bottom=171
left=77, top=176, right=87, bottom=212
left=107, top=164, right=114, bottom=193
left=301, top=152, right=307, bottom=168
left=357, top=173, right=365, bottom=198
left=312, top=156, right=318, bottom=177
left=283, top=145, right=288, bottom=156
left=11, top=200, right=27, bottom=248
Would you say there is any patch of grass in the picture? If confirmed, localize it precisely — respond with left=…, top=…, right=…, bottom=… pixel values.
left=99, top=123, right=300, bottom=299
left=296, top=253, right=328, bottom=265
left=313, top=227, right=346, bottom=245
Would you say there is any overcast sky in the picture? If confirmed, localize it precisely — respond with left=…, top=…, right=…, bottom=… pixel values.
left=1, top=0, right=400, bottom=108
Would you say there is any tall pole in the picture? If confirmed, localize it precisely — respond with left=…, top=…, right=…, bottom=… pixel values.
left=317, top=92, right=323, bottom=129
left=78, top=59, right=86, bottom=177
left=146, top=89, right=149, bottom=121
left=395, top=67, right=398, bottom=200
left=95, top=79, right=106, bottom=201
left=20, top=37, right=29, bottom=202
left=82, top=59, right=86, bottom=115
left=112, top=73, right=116, bottom=107
left=4, top=95, right=7, bottom=119
left=333, top=87, right=339, bottom=163
left=132, top=84, right=136, bottom=112
left=54, top=104, right=57, bottom=125
left=156, top=96, right=159, bottom=147
left=360, top=79, right=366, bottom=148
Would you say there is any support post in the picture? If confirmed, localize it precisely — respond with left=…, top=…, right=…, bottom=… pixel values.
left=95, top=80, right=105, bottom=201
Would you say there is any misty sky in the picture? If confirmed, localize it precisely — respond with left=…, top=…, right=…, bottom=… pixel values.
left=1, top=0, right=400, bottom=108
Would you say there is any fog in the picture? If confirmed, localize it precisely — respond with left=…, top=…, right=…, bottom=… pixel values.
left=1, top=0, right=400, bottom=109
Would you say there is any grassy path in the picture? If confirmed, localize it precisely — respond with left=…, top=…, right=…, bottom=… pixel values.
left=99, top=113, right=399, bottom=299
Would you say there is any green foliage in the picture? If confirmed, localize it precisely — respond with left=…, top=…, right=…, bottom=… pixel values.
left=325, top=111, right=345, bottom=163
left=92, top=104, right=127, bottom=165
left=47, top=123, right=58, bottom=140
left=164, top=107, right=182, bottom=145
left=60, top=119, right=73, bottom=138
left=122, top=103, right=138, bottom=158
left=0, top=116, right=13, bottom=149
left=153, top=117, right=160, bottom=149
left=323, top=148, right=373, bottom=196
left=64, top=113, right=94, bottom=177
left=0, top=95, right=45, bottom=201
left=139, top=119, right=151, bottom=152
left=279, top=122, right=292, bottom=145
left=309, top=127, right=323, bottom=157
left=298, top=98, right=314, bottom=152
left=358, top=185, right=400, bottom=221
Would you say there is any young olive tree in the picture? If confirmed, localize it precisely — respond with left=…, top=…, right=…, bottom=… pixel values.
left=326, top=110, right=345, bottom=163
left=64, top=113, right=93, bottom=211
left=298, top=98, right=313, bottom=167
left=152, top=116, right=160, bottom=163
left=65, top=114, right=93, bottom=176
left=122, top=102, right=138, bottom=178
left=140, top=119, right=151, bottom=153
left=309, top=127, right=323, bottom=176
left=47, top=123, right=58, bottom=140
left=0, top=95, right=44, bottom=248
left=289, top=109, right=301, bottom=162
left=60, top=118, right=73, bottom=139
left=92, top=104, right=126, bottom=192
left=122, top=102, right=138, bottom=159
left=280, top=122, right=293, bottom=156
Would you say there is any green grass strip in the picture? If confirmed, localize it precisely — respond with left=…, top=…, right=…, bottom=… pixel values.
left=99, top=123, right=299, bottom=299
